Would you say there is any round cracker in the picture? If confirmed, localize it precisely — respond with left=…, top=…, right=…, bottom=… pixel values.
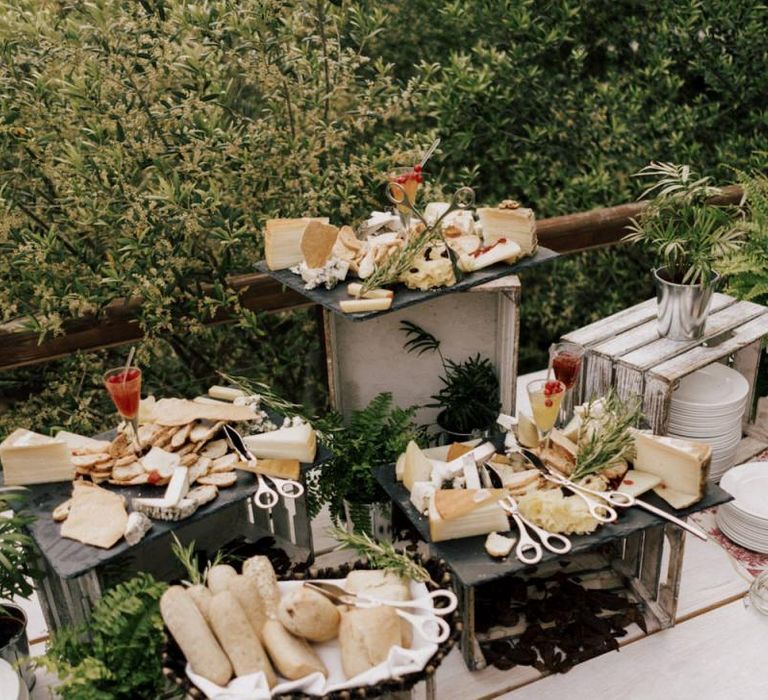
left=52, top=499, right=72, bottom=522
left=197, top=472, right=237, bottom=488
left=187, top=485, right=218, bottom=507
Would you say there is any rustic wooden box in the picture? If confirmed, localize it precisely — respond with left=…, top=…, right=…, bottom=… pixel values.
left=561, top=293, right=768, bottom=460
left=323, top=276, right=521, bottom=423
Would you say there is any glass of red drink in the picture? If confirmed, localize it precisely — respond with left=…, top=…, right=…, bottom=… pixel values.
left=549, top=342, right=585, bottom=425
left=104, top=366, right=142, bottom=449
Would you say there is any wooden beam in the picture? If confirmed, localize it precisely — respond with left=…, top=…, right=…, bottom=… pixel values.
left=0, top=187, right=744, bottom=371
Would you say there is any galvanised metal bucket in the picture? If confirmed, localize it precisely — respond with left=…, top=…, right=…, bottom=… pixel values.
left=654, top=267, right=720, bottom=341
left=0, top=605, right=34, bottom=691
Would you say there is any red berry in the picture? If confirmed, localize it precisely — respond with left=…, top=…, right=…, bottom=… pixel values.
left=414, top=164, right=422, bottom=173
left=415, top=174, right=423, bottom=183
left=545, top=399, right=553, bottom=407
left=396, top=175, right=406, bottom=184
left=147, top=470, right=161, bottom=485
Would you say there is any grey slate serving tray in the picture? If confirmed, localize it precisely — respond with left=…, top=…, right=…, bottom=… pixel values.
left=6, top=432, right=330, bottom=580
left=375, top=463, right=732, bottom=587
left=255, top=246, right=558, bottom=321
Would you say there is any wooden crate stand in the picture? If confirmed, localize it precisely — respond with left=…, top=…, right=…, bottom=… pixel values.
left=323, top=276, right=521, bottom=421
left=562, top=293, right=768, bottom=458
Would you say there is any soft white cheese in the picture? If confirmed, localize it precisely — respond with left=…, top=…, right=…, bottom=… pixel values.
left=292, top=256, right=349, bottom=290
left=409, top=481, right=436, bottom=514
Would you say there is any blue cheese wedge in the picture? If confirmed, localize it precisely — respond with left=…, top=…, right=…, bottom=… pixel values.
left=132, top=497, right=198, bottom=521
left=485, top=531, right=516, bottom=558
left=124, top=512, right=152, bottom=546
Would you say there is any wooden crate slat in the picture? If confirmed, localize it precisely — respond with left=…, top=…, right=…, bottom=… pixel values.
left=617, top=298, right=764, bottom=373
left=561, top=298, right=657, bottom=347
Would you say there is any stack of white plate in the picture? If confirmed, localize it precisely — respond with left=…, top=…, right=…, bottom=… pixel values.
left=666, top=363, right=749, bottom=482
left=716, top=463, right=768, bottom=553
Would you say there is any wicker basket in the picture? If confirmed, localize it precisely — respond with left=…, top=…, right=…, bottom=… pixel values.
left=162, top=554, right=460, bottom=699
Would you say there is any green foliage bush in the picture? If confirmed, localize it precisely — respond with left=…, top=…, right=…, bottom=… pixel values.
left=0, top=0, right=766, bottom=431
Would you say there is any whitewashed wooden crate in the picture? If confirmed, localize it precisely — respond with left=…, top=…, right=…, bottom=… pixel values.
left=561, top=293, right=768, bottom=459
left=323, top=276, right=521, bottom=423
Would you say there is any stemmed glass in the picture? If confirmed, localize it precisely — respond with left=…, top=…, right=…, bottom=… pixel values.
left=527, top=379, right=566, bottom=449
left=549, top=342, right=585, bottom=426
left=104, top=366, right=143, bottom=451
left=387, top=166, right=423, bottom=232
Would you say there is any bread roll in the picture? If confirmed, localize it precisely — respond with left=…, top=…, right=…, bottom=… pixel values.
left=278, top=587, right=340, bottom=642
left=187, top=583, right=213, bottom=622
left=339, top=606, right=401, bottom=679
left=242, top=556, right=281, bottom=616
left=160, top=586, right=232, bottom=686
left=207, top=564, right=238, bottom=594
left=226, top=574, right=267, bottom=636
left=261, top=619, right=328, bottom=680
left=209, top=591, right=277, bottom=686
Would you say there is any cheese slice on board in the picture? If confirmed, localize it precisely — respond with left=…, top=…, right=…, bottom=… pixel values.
left=409, top=481, right=436, bottom=514
left=517, top=413, right=540, bottom=448
left=151, top=398, right=258, bottom=426
left=429, top=489, right=508, bottom=542
left=265, top=217, right=330, bottom=270
left=403, top=441, right=432, bottom=492
left=300, top=221, right=339, bottom=268
left=55, top=431, right=112, bottom=455
left=61, top=482, right=127, bottom=549
left=631, top=432, right=711, bottom=507
left=395, top=453, right=406, bottom=482
left=339, top=297, right=393, bottom=314
left=446, top=443, right=474, bottom=462
left=618, top=470, right=662, bottom=498
left=476, top=205, right=537, bottom=253
left=243, top=423, right=317, bottom=463
left=461, top=455, right=482, bottom=489
left=0, top=429, right=74, bottom=485
left=255, top=458, right=301, bottom=481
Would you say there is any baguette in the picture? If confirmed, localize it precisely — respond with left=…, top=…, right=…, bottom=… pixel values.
left=207, top=564, right=238, bottom=595
left=242, top=556, right=281, bottom=617
left=160, top=586, right=232, bottom=686
left=339, top=606, right=401, bottom=679
left=187, top=583, right=213, bottom=622
left=278, top=587, right=340, bottom=642
left=261, top=619, right=328, bottom=680
left=226, top=575, right=267, bottom=637
left=209, top=592, right=277, bottom=686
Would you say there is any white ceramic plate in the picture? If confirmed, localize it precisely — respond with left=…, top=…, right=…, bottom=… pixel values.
left=671, top=363, right=750, bottom=410
left=716, top=511, right=768, bottom=553
left=720, top=462, right=768, bottom=520
left=0, top=659, right=22, bottom=700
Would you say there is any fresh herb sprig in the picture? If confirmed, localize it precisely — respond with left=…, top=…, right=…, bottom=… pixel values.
left=571, top=390, right=642, bottom=481
left=329, top=527, right=434, bottom=584
left=171, top=535, right=226, bottom=586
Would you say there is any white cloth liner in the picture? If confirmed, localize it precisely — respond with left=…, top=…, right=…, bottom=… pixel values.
left=186, top=578, right=438, bottom=699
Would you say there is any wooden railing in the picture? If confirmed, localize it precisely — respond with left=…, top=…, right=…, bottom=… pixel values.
left=0, top=186, right=742, bottom=372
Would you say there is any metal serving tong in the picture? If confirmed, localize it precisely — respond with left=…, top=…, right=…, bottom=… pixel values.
left=222, top=424, right=304, bottom=510
left=498, top=495, right=572, bottom=565
left=521, top=448, right=708, bottom=541
left=304, top=581, right=457, bottom=644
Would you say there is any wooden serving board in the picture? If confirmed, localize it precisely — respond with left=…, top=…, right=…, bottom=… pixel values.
left=255, top=247, right=557, bottom=321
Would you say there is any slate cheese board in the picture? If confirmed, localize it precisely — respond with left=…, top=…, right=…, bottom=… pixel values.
left=255, top=246, right=558, bottom=321
left=6, top=432, right=330, bottom=580
left=375, top=463, right=732, bottom=588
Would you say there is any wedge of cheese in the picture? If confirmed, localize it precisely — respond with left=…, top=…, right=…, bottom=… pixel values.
left=243, top=423, right=317, bottom=463
left=409, top=481, right=436, bottom=514
left=631, top=432, right=711, bottom=508
left=462, top=455, right=482, bottom=489
left=395, top=453, right=406, bottom=481
left=0, top=429, right=75, bottom=485
left=264, top=217, right=330, bottom=270
left=403, top=441, right=432, bottom=492
left=517, top=413, right=540, bottom=448
left=618, top=470, right=662, bottom=498
left=55, top=431, right=111, bottom=455
left=429, top=489, right=508, bottom=542
left=476, top=205, right=537, bottom=254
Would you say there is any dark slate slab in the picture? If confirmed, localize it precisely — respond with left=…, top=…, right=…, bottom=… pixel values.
left=255, top=246, right=558, bottom=321
left=375, top=463, right=732, bottom=587
left=6, top=431, right=330, bottom=580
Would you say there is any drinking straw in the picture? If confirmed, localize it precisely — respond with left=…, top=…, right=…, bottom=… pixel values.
left=122, top=346, right=136, bottom=384
left=419, top=137, right=441, bottom=169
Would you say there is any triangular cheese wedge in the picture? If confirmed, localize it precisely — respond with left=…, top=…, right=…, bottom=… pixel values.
left=618, top=470, right=662, bottom=498
left=446, top=443, right=474, bottom=462
left=403, top=441, right=432, bottom=491
left=300, top=221, right=339, bottom=268
left=243, top=423, right=317, bottom=463
left=434, top=488, right=505, bottom=520
left=517, top=412, right=540, bottom=448
left=653, top=484, right=700, bottom=510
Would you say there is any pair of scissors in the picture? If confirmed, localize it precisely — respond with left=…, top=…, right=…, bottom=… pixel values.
left=498, top=495, right=572, bottom=565
left=304, top=581, right=457, bottom=644
left=222, top=424, right=304, bottom=510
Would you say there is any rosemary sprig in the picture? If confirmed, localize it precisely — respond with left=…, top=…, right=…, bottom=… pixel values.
left=171, top=534, right=226, bottom=586
left=571, top=390, right=642, bottom=481
left=329, top=527, right=434, bottom=584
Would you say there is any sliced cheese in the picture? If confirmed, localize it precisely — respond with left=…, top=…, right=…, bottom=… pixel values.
left=346, top=283, right=393, bottom=300
left=517, top=412, right=540, bottom=448
left=55, top=431, right=111, bottom=455
left=476, top=206, right=537, bottom=254
left=395, top=453, right=406, bottom=482
left=461, top=239, right=522, bottom=272
left=243, top=423, right=317, bottom=463
left=254, top=458, right=301, bottom=481
left=618, top=470, right=662, bottom=498
left=446, top=443, right=473, bottom=462
left=632, top=432, right=710, bottom=506
left=141, top=447, right=181, bottom=479
left=403, top=441, right=432, bottom=492
left=208, top=385, right=247, bottom=402
left=485, top=531, right=516, bottom=558
left=264, top=217, right=329, bottom=270
left=409, top=481, right=435, bottom=514
left=164, top=466, right=190, bottom=507
left=0, top=428, right=74, bottom=485
left=339, top=297, right=393, bottom=314
left=462, top=455, right=481, bottom=489
left=561, top=415, right=581, bottom=443
left=429, top=489, right=508, bottom=542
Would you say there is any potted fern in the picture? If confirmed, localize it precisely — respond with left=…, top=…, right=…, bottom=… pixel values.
left=401, top=321, right=500, bottom=441
left=315, top=393, right=421, bottom=538
left=624, top=162, right=744, bottom=340
left=0, top=488, right=38, bottom=692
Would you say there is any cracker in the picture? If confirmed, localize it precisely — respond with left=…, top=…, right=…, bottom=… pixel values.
left=72, top=452, right=111, bottom=468
left=176, top=442, right=196, bottom=457
left=152, top=398, right=257, bottom=427
left=61, top=483, right=127, bottom=548
left=171, top=422, right=194, bottom=449
left=112, top=473, right=149, bottom=486
left=197, top=472, right=237, bottom=488
left=211, top=453, right=238, bottom=473
left=180, top=453, right=199, bottom=467
left=300, top=221, right=339, bottom=268
left=52, top=499, right=71, bottom=522
left=112, top=462, right=145, bottom=481
left=187, top=485, right=218, bottom=507
left=108, top=432, right=132, bottom=458
left=189, top=457, right=212, bottom=484
left=114, top=453, right=138, bottom=468
left=137, top=423, right=163, bottom=447
left=200, top=439, right=228, bottom=460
